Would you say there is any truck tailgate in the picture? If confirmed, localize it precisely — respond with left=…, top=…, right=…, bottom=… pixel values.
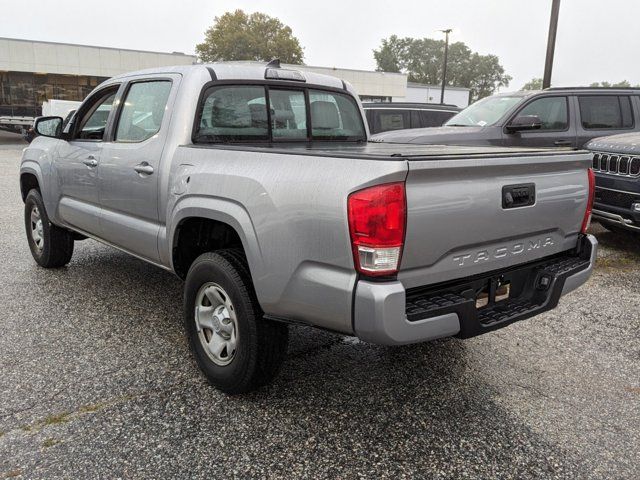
left=399, top=151, right=592, bottom=289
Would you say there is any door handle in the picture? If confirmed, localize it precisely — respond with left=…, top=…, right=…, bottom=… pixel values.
left=554, top=140, right=572, bottom=146
left=134, top=162, right=154, bottom=175
left=82, top=156, right=98, bottom=167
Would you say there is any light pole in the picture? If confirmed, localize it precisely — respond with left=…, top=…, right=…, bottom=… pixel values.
left=543, top=0, right=561, bottom=89
left=439, top=29, right=452, bottom=104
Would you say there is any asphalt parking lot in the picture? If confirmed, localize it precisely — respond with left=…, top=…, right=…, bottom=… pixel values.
left=0, top=133, right=638, bottom=479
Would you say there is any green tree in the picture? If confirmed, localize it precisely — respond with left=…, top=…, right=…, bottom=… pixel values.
left=373, top=35, right=511, bottom=101
left=589, top=80, right=634, bottom=88
left=521, top=78, right=543, bottom=90
left=196, top=10, right=304, bottom=63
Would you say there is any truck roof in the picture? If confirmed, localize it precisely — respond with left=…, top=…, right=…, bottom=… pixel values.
left=109, top=62, right=346, bottom=91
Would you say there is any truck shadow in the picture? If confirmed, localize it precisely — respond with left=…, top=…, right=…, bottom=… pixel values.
left=237, top=327, right=584, bottom=476
left=589, top=222, right=640, bottom=269
left=19, top=241, right=586, bottom=476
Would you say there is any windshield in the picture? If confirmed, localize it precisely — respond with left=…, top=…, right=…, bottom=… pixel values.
left=444, top=96, right=522, bottom=127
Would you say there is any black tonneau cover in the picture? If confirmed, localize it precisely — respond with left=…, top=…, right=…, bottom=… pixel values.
left=188, top=141, right=584, bottom=161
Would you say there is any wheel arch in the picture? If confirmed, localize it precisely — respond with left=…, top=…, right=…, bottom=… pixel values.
left=169, top=199, right=264, bottom=285
left=19, top=166, right=43, bottom=202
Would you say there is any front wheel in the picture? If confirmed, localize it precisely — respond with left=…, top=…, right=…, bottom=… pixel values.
left=24, top=189, right=74, bottom=268
left=184, top=250, right=288, bottom=394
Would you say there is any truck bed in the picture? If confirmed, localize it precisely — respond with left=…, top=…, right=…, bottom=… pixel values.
left=175, top=136, right=592, bottom=335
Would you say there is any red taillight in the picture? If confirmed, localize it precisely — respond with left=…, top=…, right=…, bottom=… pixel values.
left=581, top=168, right=595, bottom=234
left=347, top=182, right=406, bottom=276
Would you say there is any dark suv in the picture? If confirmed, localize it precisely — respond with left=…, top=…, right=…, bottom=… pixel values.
left=372, top=88, right=640, bottom=148
left=587, top=132, right=640, bottom=233
left=363, top=102, right=460, bottom=134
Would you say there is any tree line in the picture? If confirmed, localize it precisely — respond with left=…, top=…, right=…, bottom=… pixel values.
left=521, top=78, right=640, bottom=90
left=195, top=10, right=512, bottom=102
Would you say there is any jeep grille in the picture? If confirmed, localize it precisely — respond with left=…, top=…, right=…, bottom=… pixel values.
left=592, top=152, right=640, bottom=177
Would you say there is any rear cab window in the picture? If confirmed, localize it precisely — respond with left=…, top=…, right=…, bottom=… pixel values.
left=198, top=85, right=269, bottom=142
left=578, top=95, right=634, bottom=130
left=270, top=89, right=307, bottom=140
left=193, top=83, right=366, bottom=143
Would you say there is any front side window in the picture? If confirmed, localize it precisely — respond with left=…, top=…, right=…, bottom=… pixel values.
left=115, top=81, right=172, bottom=142
left=517, top=96, right=568, bottom=130
left=194, top=84, right=365, bottom=143
left=76, top=88, right=118, bottom=140
left=579, top=96, right=634, bottom=130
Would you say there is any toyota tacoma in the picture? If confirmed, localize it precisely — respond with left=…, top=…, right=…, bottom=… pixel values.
left=20, top=62, right=597, bottom=393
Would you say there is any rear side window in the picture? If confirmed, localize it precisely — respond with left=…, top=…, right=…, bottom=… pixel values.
left=372, top=109, right=410, bottom=132
left=579, top=96, right=634, bottom=130
left=194, top=85, right=366, bottom=142
left=517, top=96, right=568, bottom=130
left=420, top=109, right=457, bottom=127
left=198, top=85, right=269, bottom=142
left=115, top=81, right=172, bottom=142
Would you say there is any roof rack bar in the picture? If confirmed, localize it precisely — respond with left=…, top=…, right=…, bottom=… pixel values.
left=206, top=66, right=217, bottom=81
left=544, top=86, right=640, bottom=91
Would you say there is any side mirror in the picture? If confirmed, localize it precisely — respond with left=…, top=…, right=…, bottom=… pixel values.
left=506, top=115, right=542, bottom=133
left=34, top=116, right=64, bottom=138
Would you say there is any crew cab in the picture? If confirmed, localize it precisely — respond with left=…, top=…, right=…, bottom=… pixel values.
left=587, top=132, right=640, bottom=233
left=20, top=62, right=597, bottom=394
left=373, top=87, right=640, bottom=149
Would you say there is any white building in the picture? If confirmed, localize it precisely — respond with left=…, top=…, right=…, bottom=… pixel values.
left=289, top=64, right=407, bottom=103
left=0, top=37, right=469, bottom=133
left=394, top=82, right=470, bottom=107
left=0, top=37, right=196, bottom=122
left=293, top=65, right=470, bottom=107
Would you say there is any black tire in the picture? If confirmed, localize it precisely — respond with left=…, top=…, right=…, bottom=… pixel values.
left=184, top=250, right=288, bottom=394
left=24, top=189, right=74, bottom=268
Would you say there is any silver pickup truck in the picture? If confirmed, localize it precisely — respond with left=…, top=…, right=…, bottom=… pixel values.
left=20, top=62, right=597, bottom=394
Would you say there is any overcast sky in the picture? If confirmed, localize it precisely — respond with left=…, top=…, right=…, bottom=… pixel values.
left=3, top=0, right=638, bottom=91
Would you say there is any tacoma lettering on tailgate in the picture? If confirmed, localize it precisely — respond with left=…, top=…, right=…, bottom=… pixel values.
left=452, top=237, right=555, bottom=267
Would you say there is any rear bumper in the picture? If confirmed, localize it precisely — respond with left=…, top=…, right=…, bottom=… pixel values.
left=353, top=234, right=597, bottom=345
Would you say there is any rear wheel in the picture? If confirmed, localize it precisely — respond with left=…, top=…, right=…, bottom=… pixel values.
left=184, top=250, right=288, bottom=394
left=24, top=189, right=74, bottom=268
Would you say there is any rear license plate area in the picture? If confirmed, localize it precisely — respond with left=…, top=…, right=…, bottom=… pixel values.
left=475, top=278, right=511, bottom=309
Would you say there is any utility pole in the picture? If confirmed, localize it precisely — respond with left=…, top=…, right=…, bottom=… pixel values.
left=543, top=0, right=561, bottom=89
left=440, top=28, right=452, bottom=104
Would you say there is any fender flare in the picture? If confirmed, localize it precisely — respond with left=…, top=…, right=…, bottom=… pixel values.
left=19, top=162, right=45, bottom=200
left=167, top=195, right=266, bottom=287
left=18, top=162, right=58, bottom=218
